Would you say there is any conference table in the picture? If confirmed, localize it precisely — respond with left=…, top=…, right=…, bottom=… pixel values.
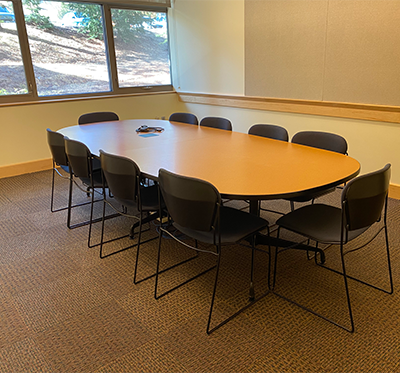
left=59, top=119, right=360, bottom=202
left=59, top=119, right=360, bottom=255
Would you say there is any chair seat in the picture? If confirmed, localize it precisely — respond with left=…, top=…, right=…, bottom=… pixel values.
left=78, top=168, right=104, bottom=189
left=92, top=157, right=101, bottom=171
left=276, top=204, right=368, bottom=244
left=140, top=184, right=161, bottom=211
left=174, top=206, right=269, bottom=245
left=116, top=184, right=160, bottom=213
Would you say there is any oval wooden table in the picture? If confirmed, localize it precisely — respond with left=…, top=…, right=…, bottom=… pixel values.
left=59, top=119, right=360, bottom=202
left=59, top=119, right=361, bottom=258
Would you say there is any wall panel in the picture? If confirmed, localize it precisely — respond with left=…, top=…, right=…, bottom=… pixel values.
left=245, top=0, right=400, bottom=107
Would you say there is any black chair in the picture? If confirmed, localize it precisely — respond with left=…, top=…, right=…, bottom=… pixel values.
left=200, top=117, right=232, bottom=131
left=292, top=131, right=348, bottom=154
left=64, top=138, right=109, bottom=247
left=274, top=164, right=393, bottom=332
left=46, top=128, right=72, bottom=212
left=287, top=131, right=349, bottom=210
left=248, top=124, right=289, bottom=142
left=169, top=112, right=199, bottom=125
left=155, top=168, right=270, bottom=334
left=47, top=129, right=98, bottom=215
left=246, top=124, right=289, bottom=215
left=78, top=111, right=119, bottom=125
left=77, top=112, right=119, bottom=170
left=99, top=150, right=165, bottom=283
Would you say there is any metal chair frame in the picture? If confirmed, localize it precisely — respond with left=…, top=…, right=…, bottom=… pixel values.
left=99, top=177, right=162, bottom=284
left=47, top=128, right=93, bottom=214
left=50, top=160, right=72, bottom=213
left=273, top=165, right=393, bottom=332
left=155, top=169, right=271, bottom=334
left=64, top=139, right=118, bottom=248
left=99, top=150, right=197, bottom=285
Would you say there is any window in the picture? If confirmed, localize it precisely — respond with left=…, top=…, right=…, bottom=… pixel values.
left=111, top=8, right=170, bottom=88
left=0, top=0, right=172, bottom=103
left=0, top=0, right=28, bottom=96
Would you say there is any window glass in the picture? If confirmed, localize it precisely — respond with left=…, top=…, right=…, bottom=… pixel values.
left=0, top=0, right=28, bottom=96
left=22, top=0, right=110, bottom=96
left=111, top=8, right=171, bottom=88
left=0, top=0, right=172, bottom=102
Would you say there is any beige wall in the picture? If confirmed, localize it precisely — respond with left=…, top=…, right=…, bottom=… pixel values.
left=0, top=93, right=184, bottom=171
left=169, top=0, right=244, bottom=95
left=171, top=0, right=400, bottom=185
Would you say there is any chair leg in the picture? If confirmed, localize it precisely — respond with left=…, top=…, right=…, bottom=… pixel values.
left=50, top=165, right=56, bottom=212
left=67, top=174, right=74, bottom=229
left=133, top=212, right=144, bottom=284
left=339, top=243, right=355, bottom=332
left=249, top=245, right=255, bottom=301
left=87, top=186, right=96, bottom=248
left=206, top=242, right=271, bottom=335
left=66, top=180, right=117, bottom=238
left=272, top=228, right=355, bottom=332
left=154, top=227, right=164, bottom=299
left=271, top=228, right=281, bottom=290
left=99, top=205, right=157, bottom=259
left=154, top=232, right=214, bottom=300
left=206, top=252, right=222, bottom=334
left=99, top=199, right=107, bottom=259
left=50, top=163, right=71, bottom=213
left=384, top=223, right=394, bottom=294
left=320, top=224, right=393, bottom=294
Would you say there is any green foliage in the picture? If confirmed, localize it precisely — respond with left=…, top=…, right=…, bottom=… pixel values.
left=112, top=9, right=150, bottom=43
left=23, top=0, right=53, bottom=29
left=60, top=3, right=155, bottom=41
left=0, top=87, right=28, bottom=95
left=62, top=3, right=103, bottom=39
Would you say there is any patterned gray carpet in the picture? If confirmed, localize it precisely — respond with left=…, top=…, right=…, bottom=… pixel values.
left=0, top=170, right=399, bottom=372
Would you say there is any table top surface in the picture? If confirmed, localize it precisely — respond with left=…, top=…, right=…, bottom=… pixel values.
left=59, top=119, right=361, bottom=200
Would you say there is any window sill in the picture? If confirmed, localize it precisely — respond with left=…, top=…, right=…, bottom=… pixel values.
left=0, top=89, right=176, bottom=108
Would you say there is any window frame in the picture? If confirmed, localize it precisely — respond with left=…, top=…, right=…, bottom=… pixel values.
left=0, top=0, right=173, bottom=104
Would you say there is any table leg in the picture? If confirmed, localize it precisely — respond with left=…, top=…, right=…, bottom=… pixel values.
left=249, top=199, right=260, bottom=216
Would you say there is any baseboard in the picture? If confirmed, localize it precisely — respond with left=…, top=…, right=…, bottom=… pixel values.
left=389, top=184, right=400, bottom=200
left=0, top=158, right=53, bottom=178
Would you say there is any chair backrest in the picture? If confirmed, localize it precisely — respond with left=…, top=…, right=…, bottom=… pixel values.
left=292, top=131, right=348, bottom=154
left=248, top=124, right=289, bottom=142
left=64, top=138, right=92, bottom=179
left=200, top=117, right=232, bottom=131
left=100, top=150, right=140, bottom=205
left=46, top=128, right=68, bottom=167
left=342, top=164, right=391, bottom=231
left=169, top=112, right=199, bottom=125
left=158, top=168, right=221, bottom=232
left=78, top=111, right=119, bottom=125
